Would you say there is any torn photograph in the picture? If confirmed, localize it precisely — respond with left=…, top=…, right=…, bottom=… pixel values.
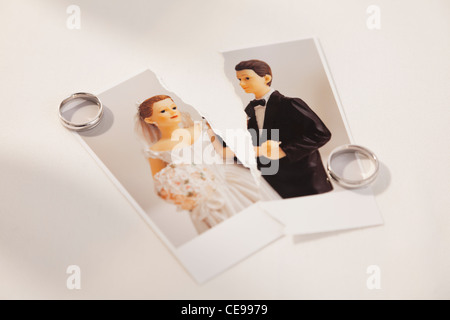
left=222, top=39, right=352, bottom=198
left=221, top=38, right=382, bottom=235
left=135, top=94, right=280, bottom=234
left=74, top=69, right=284, bottom=283
left=72, top=37, right=382, bottom=282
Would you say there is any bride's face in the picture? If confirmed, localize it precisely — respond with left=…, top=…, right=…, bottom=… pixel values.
left=145, top=98, right=181, bottom=127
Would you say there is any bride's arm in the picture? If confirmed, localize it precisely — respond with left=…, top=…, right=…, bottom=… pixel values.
left=205, top=122, right=236, bottom=160
left=148, top=158, right=167, bottom=177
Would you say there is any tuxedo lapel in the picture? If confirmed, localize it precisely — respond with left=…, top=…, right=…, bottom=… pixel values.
left=245, top=104, right=258, bottom=126
left=245, top=103, right=259, bottom=142
left=262, top=90, right=282, bottom=131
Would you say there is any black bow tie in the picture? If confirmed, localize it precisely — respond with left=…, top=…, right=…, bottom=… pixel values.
left=249, top=99, right=266, bottom=108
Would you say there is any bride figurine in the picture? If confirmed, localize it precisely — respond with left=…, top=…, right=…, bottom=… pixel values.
left=135, top=95, right=280, bottom=233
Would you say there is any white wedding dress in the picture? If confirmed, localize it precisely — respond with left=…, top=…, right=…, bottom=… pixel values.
left=145, top=119, right=281, bottom=233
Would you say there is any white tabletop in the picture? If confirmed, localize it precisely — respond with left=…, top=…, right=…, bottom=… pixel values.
left=1, top=0, right=449, bottom=299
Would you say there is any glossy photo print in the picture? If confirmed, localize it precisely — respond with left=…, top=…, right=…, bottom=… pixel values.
left=74, top=70, right=284, bottom=283
left=222, top=38, right=382, bottom=234
left=223, top=39, right=352, bottom=197
left=227, top=59, right=334, bottom=198
left=72, top=38, right=382, bottom=283
left=135, top=94, right=280, bottom=234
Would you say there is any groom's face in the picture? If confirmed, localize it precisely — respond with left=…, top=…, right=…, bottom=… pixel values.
left=236, top=69, right=269, bottom=95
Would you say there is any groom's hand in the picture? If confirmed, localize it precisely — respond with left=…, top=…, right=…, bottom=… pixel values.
left=258, top=140, right=287, bottom=160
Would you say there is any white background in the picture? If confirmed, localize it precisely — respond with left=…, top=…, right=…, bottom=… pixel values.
left=0, top=0, right=449, bottom=299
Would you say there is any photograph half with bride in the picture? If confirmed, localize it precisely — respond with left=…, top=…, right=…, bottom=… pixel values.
left=73, top=38, right=373, bottom=282
left=135, top=94, right=281, bottom=235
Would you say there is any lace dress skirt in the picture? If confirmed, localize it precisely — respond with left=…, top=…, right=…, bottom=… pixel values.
left=145, top=121, right=281, bottom=233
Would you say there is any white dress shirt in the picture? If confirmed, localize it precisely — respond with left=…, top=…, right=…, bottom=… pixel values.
left=254, top=88, right=275, bottom=134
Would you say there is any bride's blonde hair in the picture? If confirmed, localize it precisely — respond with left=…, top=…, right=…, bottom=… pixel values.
left=135, top=95, right=193, bottom=147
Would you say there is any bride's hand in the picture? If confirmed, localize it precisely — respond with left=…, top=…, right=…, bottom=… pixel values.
left=159, top=189, right=170, bottom=200
left=172, top=194, right=197, bottom=211
left=159, top=189, right=197, bottom=211
left=179, top=198, right=197, bottom=211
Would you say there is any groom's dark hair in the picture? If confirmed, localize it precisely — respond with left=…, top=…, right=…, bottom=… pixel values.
left=235, top=59, right=272, bottom=86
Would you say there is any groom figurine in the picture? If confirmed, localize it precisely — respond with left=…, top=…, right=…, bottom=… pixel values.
left=235, top=59, right=333, bottom=198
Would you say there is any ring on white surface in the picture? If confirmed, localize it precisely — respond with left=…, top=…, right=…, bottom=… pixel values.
left=327, top=144, right=379, bottom=188
left=58, top=92, right=103, bottom=131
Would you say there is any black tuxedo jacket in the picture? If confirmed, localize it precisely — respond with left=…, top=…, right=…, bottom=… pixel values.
left=245, top=90, right=333, bottom=198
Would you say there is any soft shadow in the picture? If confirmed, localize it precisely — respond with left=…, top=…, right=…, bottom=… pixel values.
left=0, top=155, right=133, bottom=298
left=60, top=100, right=94, bottom=122
left=349, top=161, right=391, bottom=196
left=370, top=161, right=391, bottom=196
left=78, top=105, right=114, bottom=137
left=292, top=224, right=383, bottom=245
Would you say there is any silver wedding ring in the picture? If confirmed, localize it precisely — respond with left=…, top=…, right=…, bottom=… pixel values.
left=327, top=144, right=379, bottom=188
left=58, top=92, right=103, bottom=131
